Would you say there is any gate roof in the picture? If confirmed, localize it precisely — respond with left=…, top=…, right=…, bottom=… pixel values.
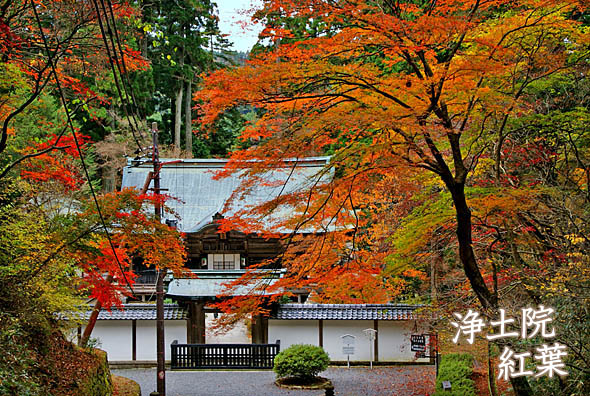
left=122, top=157, right=330, bottom=233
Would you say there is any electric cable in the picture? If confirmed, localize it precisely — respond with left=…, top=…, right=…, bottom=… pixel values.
left=104, top=0, right=147, bottom=124
left=98, top=0, right=147, bottom=137
left=90, top=0, right=146, bottom=154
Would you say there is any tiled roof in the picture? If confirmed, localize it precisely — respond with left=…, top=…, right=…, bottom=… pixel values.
left=75, top=304, right=187, bottom=320
left=167, top=269, right=284, bottom=298
left=272, top=304, right=421, bottom=320
left=122, top=157, right=331, bottom=233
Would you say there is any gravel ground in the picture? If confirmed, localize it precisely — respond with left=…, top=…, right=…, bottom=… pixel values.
left=112, top=366, right=435, bottom=396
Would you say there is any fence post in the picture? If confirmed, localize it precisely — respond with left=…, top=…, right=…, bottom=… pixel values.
left=171, top=340, right=178, bottom=369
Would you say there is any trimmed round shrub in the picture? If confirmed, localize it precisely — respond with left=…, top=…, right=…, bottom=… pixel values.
left=273, top=344, right=330, bottom=379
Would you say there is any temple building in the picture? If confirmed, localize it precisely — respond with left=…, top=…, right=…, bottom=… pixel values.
left=114, top=157, right=326, bottom=348
left=77, top=157, right=432, bottom=365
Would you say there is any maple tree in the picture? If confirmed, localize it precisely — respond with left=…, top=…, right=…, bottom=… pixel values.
left=0, top=1, right=186, bottom=392
left=0, top=0, right=151, bottom=185
left=198, top=1, right=590, bottom=394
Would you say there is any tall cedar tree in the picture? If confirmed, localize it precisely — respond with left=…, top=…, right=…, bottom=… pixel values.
left=142, top=0, right=231, bottom=154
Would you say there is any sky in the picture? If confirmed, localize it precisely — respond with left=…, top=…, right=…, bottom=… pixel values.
left=216, top=0, right=264, bottom=53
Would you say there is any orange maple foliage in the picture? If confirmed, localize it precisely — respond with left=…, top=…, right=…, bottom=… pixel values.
left=74, top=188, right=188, bottom=308
left=20, top=133, right=91, bottom=191
left=197, top=0, right=589, bottom=318
left=0, top=0, right=149, bottom=160
left=17, top=130, right=187, bottom=309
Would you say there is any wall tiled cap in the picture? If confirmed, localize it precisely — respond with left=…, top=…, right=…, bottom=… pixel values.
left=272, top=303, right=422, bottom=320
left=73, top=303, right=187, bottom=321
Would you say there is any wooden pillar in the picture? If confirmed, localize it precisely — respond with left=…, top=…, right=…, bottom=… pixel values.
left=374, top=319, right=379, bottom=362
left=77, top=326, right=81, bottom=345
left=186, top=312, right=192, bottom=343
left=251, top=314, right=268, bottom=344
left=196, top=302, right=206, bottom=343
left=262, top=316, right=268, bottom=344
left=188, top=301, right=206, bottom=344
left=251, top=314, right=258, bottom=344
left=252, top=314, right=261, bottom=344
left=132, top=319, right=137, bottom=361
left=318, top=320, right=324, bottom=347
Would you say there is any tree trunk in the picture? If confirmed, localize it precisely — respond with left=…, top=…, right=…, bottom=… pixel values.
left=430, top=240, right=441, bottom=302
left=79, top=275, right=113, bottom=347
left=510, top=376, right=534, bottom=396
left=174, top=81, right=184, bottom=150
left=140, top=0, right=149, bottom=57
left=448, top=182, right=497, bottom=310
left=185, top=80, right=192, bottom=157
left=103, top=166, right=116, bottom=193
left=448, top=181, right=533, bottom=396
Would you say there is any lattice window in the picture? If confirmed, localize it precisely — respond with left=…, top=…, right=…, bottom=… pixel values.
left=208, top=253, right=240, bottom=270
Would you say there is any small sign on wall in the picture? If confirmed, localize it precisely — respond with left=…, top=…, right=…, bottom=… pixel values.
left=411, top=334, right=427, bottom=352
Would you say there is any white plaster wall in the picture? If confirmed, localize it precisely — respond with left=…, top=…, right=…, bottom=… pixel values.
left=136, top=320, right=187, bottom=360
left=86, top=320, right=186, bottom=361
left=379, top=321, right=420, bottom=361
left=268, top=320, right=320, bottom=350
left=205, top=313, right=250, bottom=344
left=323, top=320, right=374, bottom=361
left=268, top=319, right=430, bottom=362
left=88, top=321, right=133, bottom=361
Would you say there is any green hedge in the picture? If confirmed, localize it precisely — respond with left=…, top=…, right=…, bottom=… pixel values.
left=432, top=353, right=476, bottom=396
left=273, top=344, right=330, bottom=379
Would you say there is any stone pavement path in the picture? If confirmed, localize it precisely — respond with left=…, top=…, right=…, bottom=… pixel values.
left=112, top=366, right=435, bottom=396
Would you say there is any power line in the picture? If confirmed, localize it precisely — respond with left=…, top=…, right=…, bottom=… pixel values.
left=31, top=0, right=135, bottom=296
left=104, top=0, right=147, bottom=124
left=91, top=0, right=147, bottom=154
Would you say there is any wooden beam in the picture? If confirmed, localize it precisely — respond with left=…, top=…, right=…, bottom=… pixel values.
left=262, top=316, right=268, bottom=344
left=188, top=301, right=206, bottom=344
left=374, top=319, right=379, bottom=362
left=319, top=319, right=323, bottom=347
left=196, top=302, right=206, bottom=343
left=251, top=314, right=268, bottom=344
left=132, top=319, right=137, bottom=361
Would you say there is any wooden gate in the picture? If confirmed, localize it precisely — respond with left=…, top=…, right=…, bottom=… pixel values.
left=170, top=340, right=280, bottom=369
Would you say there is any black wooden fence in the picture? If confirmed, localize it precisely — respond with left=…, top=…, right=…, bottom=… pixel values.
left=170, top=340, right=281, bottom=370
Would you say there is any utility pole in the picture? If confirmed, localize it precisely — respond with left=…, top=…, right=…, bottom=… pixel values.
left=152, top=122, right=166, bottom=396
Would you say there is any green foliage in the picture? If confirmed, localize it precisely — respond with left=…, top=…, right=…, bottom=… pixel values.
left=0, top=180, right=81, bottom=395
left=143, top=0, right=233, bottom=150
left=192, top=107, right=256, bottom=158
left=432, top=353, right=476, bottom=396
left=0, top=318, right=42, bottom=396
left=273, top=344, right=330, bottom=379
left=386, top=191, right=454, bottom=273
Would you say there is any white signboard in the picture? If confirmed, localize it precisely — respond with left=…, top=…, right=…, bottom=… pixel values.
left=363, top=328, right=378, bottom=369
left=341, top=334, right=356, bottom=346
left=341, top=334, right=356, bottom=367
left=343, top=346, right=355, bottom=355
